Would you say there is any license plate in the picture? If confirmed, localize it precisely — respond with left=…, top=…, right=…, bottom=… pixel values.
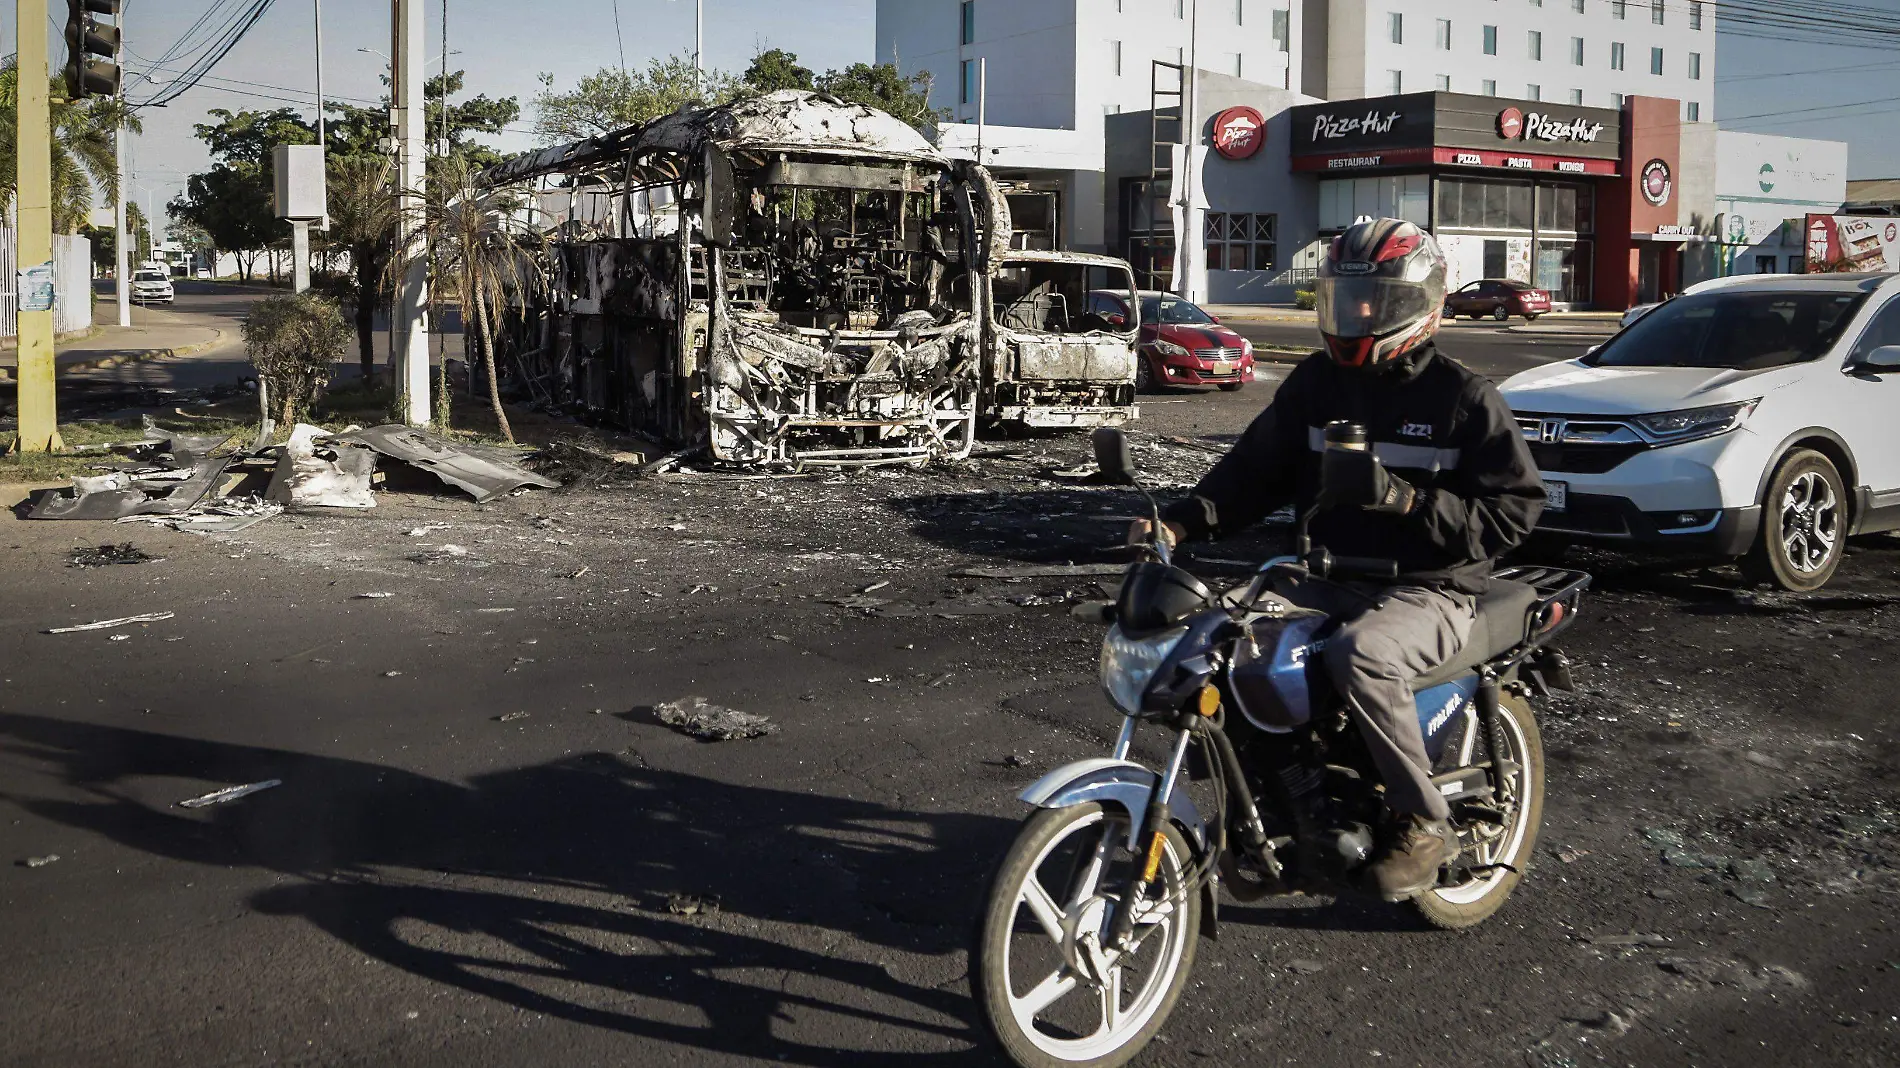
left=1542, top=480, right=1568, bottom=512
left=1212, top=360, right=1234, bottom=374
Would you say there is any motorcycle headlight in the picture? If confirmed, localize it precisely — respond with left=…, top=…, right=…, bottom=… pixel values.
left=1152, top=339, right=1190, bottom=357
left=1631, top=399, right=1759, bottom=444
left=1099, top=624, right=1189, bottom=715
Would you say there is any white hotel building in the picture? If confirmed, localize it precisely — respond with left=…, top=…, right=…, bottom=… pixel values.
left=877, top=0, right=1812, bottom=309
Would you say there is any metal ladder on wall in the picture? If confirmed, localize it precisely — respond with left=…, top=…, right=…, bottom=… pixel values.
left=1140, top=60, right=1186, bottom=292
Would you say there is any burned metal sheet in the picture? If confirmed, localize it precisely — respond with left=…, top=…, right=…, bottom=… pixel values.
left=267, top=424, right=376, bottom=510
left=30, top=457, right=232, bottom=520
left=332, top=424, right=559, bottom=503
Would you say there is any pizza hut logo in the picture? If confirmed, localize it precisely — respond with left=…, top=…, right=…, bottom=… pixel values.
left=1641, top=159, right=1673, bottom=207
left=1497, top=107, right=1525, bottom=140
left=1212, top=106, right=1267, bottom=160
left=1888, top=223, right=1899, bottom=242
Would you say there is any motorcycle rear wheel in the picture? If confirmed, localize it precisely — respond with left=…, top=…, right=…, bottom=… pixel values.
left=1412, top=691, right=1545, bottom=930
left=973, top=803, right=1200, bottom=1068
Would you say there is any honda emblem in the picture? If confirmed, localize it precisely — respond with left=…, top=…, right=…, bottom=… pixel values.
left=1539, top=419, right=1564, bottom=444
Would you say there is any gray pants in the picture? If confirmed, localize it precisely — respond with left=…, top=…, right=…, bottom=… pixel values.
left=1277, top=577, right=1477, bottom=821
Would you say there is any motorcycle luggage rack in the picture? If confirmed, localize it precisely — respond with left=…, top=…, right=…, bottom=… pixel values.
left=1494, top=564, right=1590, bottom=637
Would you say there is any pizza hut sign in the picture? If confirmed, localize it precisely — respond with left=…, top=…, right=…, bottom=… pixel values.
left=1497, top=108, right=1603, bottom=144
left=1211, top=106, right=1267, bottom=160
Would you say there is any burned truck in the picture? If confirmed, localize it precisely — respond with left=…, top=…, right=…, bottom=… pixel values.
left=481, top=91, right=1137, bottom=466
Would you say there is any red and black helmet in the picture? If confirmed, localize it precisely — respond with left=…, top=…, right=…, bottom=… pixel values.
left=1317, top=218, right=1448, bottom=370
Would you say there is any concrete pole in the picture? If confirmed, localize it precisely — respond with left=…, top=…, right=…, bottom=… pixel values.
left=695, top=0, right=704, bottom=73
left=14, top=0, right=61, bottom=453
left=291, top=220, right=311, bottom=292
left=1178, top=0, right=1203, bottom=303
left=114, top=36, right=129, bottom=326
left=393, top=0, right=431, bottom=424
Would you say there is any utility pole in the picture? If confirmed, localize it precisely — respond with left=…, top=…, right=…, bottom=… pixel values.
left=15, top=0, right=62, bottom=453
left=695, top=0, right=704, bottom=73
left=392, top=0, right=430, bottom=424
left=1177, top=0, right=1202, bottom=303
left=114, top=28, right=129, bottom=326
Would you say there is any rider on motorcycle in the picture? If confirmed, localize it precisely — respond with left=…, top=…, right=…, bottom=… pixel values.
left=1139, top=217, right=1545, bottom=900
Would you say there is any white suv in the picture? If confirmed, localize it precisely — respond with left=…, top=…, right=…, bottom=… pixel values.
left=131, top=268, right=174, bottom=305
left=1501, top=272, right=1900, bottom=591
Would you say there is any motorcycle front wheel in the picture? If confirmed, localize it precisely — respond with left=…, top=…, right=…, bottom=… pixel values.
left=973, top=803, right=1199, bottom=1068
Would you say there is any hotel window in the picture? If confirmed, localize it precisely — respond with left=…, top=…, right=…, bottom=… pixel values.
left=1229, top=52, right=1244, bottom=77
left=1388, top=69, right=1404, bottom=93
left=1112, top=40, right=1123, bottom=76
left=1529, top=30, right=1542, bottom=60
left=960, top=1, right=975, bottom=45
left=1612, top=91, right=1625, bottom=108
left=1389, top=11, right=1403, bottom=44
left=960, top=59, right=976, bottom=104
left=1690, top=2, right=1703, bottom=29
left=1570, top=37, right=1584, bottom=65
left=1527, top=83, right=1541, bottom=100
left=1571, top=0, right=1584, bottom=12
left=1612, top=0, right=1625, bottom=18
left=1175, top=0, right=1185, bottom=18
left=1651, top=0, right=1664, bottom=23
left=1569, top=88, right=1583, bottom=104
left=1610, top=42, right=1625, bottom=71
left=1273, top=8, right=1290, bottom=50
left=1650, top=47, right=1663, bottom=75
left=1205, top=213, right=1278, bottom=272
left=1483, top=25, right=1498, bottom=54
left=1530, top=0, right=1542, bottom=6
left=1483, top=78, right=1498, bottom=95
left=1688, top=51, right=1701, bottom=79
left=1437, top=74, right=1452, bottom=90
left=1234, top=0, right=1245, bottom=23
left=1436, top=18, right=1452, bottom=49
left=1687, top=101, right=1700, bottom=121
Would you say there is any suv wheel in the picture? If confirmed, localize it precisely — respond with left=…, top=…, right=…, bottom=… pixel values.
left=1742, top=448, right=1847, bottom=591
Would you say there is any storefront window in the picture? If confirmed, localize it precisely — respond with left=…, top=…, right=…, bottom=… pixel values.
left=1534, top=183, right=1594, bottom=234
left=1535, top=240, right=1593, bottom=303
left=1205, top=212, right=1278, bottom=271
left=1319, top=175, right=1429, bottom=230
left=1436, top=178, right=1532, bottom=230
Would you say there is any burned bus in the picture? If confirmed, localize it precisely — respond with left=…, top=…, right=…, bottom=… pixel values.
left=481, top=91, right=1137, bottom=467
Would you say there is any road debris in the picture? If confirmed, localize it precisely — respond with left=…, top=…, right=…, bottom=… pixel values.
left=410, top=545, right=472, bottom=564
left=652, top=696, right=779, bottom=741
left=951, top=563, right=1128, bottom=579
left=1285, top=960, right=1325, bottom=976
left=44, top=611, right=175, bottom=634
left=1582, top=932, right=1673, bottom=948
left=496, top=711, right=530, bottom=722
left=177, top=779, right=282, bottom=809
left=331, top=424, right=559, bottom=503
left=20, top=854, right=60, bottom=868
left=267, top=423, right=377, bottom=509
left=67, top=543, right=158, bottom=568
left=354, top=592, right=396, bottom=599
left=666, top=892, right=721, bottom=916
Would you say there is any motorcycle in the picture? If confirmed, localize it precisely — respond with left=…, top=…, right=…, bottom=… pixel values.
left=972, top=426, right=1589, bottom=1068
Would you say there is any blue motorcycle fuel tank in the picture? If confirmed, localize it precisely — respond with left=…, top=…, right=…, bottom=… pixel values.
left=1228, top=610, right=1331, bottom=732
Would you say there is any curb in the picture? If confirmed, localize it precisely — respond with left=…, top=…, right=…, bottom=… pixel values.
left=0, top=329, right=229, bottom=382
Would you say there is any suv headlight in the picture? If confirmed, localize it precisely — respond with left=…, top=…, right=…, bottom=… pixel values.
left=1632, top=399, right=1759, bottom=444
left=1099, top=624, right=1188, bottom=715
left=1152, top=339, right=1189, bottom=357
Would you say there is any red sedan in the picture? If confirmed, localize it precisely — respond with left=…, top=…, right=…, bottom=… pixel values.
left=1085, top=289, right=1256, bottom=393
left=1444, top=279, right=1552, bottom=322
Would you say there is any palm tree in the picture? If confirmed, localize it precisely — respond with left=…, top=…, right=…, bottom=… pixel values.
left=0, top=58, right=139, bottom=234
left=326, top=155, right=399, bottom=385
left=390, top=153, right=546, bottom=443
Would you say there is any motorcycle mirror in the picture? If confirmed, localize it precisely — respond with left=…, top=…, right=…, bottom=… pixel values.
left=1092, top=427, right=1137, bottom=485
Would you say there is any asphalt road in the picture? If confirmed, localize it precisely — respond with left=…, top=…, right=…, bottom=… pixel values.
left=3, top=413, right=1897, bottom=1066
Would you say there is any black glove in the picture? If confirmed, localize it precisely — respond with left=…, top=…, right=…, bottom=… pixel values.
left=1320, top=447, right=1417, bottom=515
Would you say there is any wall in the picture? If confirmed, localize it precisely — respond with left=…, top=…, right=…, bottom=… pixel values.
left=877, top=0, right=1081, bottom=130
left=1712, top=132, right=1849, bottom=276
left=1335, top=0, right=1714, bottom=118
left=1677, top=116, right=1719, bottom=284
left=0, top=232, right=93, bottom=338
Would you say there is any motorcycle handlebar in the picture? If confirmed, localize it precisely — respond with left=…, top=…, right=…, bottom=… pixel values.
left=1332, top=555, right=1400, bottom=579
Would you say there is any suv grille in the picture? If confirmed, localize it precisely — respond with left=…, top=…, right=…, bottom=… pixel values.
left=1195, top=346, right=1244, bottom=359
left=1528, top=442, right=1647, bottom=475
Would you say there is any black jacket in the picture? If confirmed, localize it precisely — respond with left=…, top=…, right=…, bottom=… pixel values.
left=1163, top=343, right=1544, bottom=594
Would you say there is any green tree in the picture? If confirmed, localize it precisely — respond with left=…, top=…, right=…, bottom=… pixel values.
left=0, top=57, right=139, bottom=234
left=326, top=155, right=399, bottom=384
left=814, top=62, right=944, bottom=131
left=324, top=70, right=520, bottom=169
left=169, top=164, right=276, bottom=281
left=742, top=48, right=815, bottom=93
left=532, top=56, right=740, bottom=143
left=391, top=153, right=546, bottom=441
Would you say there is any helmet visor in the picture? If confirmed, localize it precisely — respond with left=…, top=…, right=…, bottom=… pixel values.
left=1317, top=277, right=1438, bottom=339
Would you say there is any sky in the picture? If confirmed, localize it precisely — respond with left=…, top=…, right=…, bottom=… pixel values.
left=4, top=0, right=1895, bottom=236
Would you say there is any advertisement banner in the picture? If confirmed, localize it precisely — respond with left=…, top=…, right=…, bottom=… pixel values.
left=1804, top=214, right=1900, bottom=273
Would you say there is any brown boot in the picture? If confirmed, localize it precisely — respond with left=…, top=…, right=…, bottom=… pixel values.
left=1365, top=814, right=1456, bottom=901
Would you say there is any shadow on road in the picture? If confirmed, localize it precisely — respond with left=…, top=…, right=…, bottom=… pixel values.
left=0, top=712, right=1010, bottom=1065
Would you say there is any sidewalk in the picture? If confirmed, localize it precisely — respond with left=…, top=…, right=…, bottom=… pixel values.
left=0, top=321, right=227, bottom=380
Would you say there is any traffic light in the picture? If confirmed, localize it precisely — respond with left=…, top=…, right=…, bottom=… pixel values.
left=64, top=0, right=121, bottom=100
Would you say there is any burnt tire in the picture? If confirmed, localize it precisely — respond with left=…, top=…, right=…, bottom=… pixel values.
left=1412, top=691, right=1544, bottom=931
left=1741, top=448, right=1847, bottom=592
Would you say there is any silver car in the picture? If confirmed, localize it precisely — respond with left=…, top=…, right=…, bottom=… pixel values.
left=131, top=269, right=174, bottom=305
